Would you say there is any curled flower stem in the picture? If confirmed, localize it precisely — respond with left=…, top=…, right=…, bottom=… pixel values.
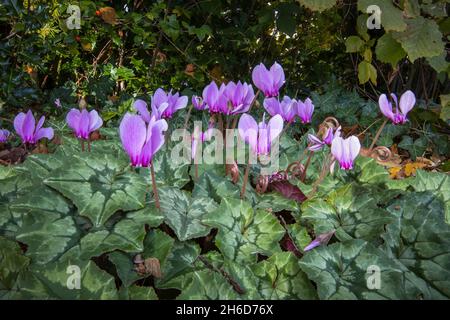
left=150, top=162, right=160, bottom=209
left=369, top=118, right=388, bottom=151
left=240, top=157, right=251, bottom=199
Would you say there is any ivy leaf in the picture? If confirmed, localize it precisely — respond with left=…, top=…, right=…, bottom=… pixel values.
left=159, top=187, right=218, bottom=241
left=301, top=184, right=393, bottom=241
left=392, top=16, right=445, bottom=62
left=299, top=239, right=427, bottom=299
left=381, top=192, right=450, bottom=298
left=204, top=198, right=284, bottom=263
left=427, top=52, right=450, bottom=74
left=45, top=153, right=147, bottom=227
left=252, top=252, right=317, bottom=299
left=356, top=157, right=389, bottom=184
left=398, top=136, right=427, bottom=160
left=375, top=33, right=406, bottom=66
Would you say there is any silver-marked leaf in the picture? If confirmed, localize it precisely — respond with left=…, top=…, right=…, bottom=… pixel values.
left=382, top=192, right=450, bottom=298
left=252, top=252, right=317, bottom=299
left=301, top=184, right=393, bottom=241
left=45, top=153, right=146, bottom=227
left=299, top=239, right=427, bottom=299
left=204, top=198, right=284, bottom=263
left=192, top=171, right=240, bottom=203
left=159, top=187, right=218, bottom=241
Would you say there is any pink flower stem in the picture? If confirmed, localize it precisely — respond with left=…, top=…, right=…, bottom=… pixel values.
left=308, top=154, right=333, bottom=198
left=246, top=90, right=260, bottom=114
left=87, top=139, right=91, bottom=152
left=240, top=157, right=251, bottom=199
left=80, top=139, right=85, bottom=152
left=301, top=151, right=313, bottom=182
left=150, top=162, right=160, bottom=210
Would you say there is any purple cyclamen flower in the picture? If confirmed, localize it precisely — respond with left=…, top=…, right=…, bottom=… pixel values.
left=331, top=135, right=361, bottom=170
left=224, top=81, right=255, bottom=115
left=119, top=113, right=168, bottom=167
left=54, top=98, right=62, bottom=109
left=263, top=96, right=297, bottom=123
left=308, top=126, right=341, bottom=152
left=252, top=62, right=285, bottom=98
left=296, top=98, right=314, bottom=124
left=202, top=81, right=228, bottom=114
left=379, top=90, right=415, bottom=125
left=134, top=89, right=187, bottom=121
left=238, top=113, right=283, bottom=156
left=14, top=110, right=54, bottom=144
left=192, top=95, right=207, bottom=111
left=303, top=230, right=335, bottom=252
left=0, top=129, right=10, bottom=143
left=66, top=109, right=103, bottom=140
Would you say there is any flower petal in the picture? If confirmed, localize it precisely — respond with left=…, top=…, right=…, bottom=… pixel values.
left=263, top=97, right=280, bottom=117
left=347, top=135, right=361, bottom=161
left=268, top=114, right=284, bottom=143
left=399, top=90, right=416, bottom=116
left=378, top=94, right=394, bottom=121
left=238, top=113, right=258, bottom=153
left=119, top=113, right=147, bottom=166
left=34, top=127, right=54, bottom=142
left=133, top=99, right=151, bottom=122
left=13, top=112, right=26, bottom=138
left=66, top=109, right=81, bottom=133
left=89, top=110, right=103, bottom=132
left=22, top=110, right=36, bottom=142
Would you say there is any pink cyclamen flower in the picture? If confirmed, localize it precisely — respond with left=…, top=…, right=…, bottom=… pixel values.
left=303, top=230, right=335, bottom=252
left=379, top=90, right=415, bottom=125
left=202, top=81, right=228, bottom=114
left=331, top=136, right=361, bottom=170
left=296, top=98, right=314, bottom=124
left=308, top=126, right=341, bottom=152
left=252, top=62, right=285, bottom=98
left=137, top=88, right=187, bottom=120
left=224, top=81, right=255, bottom=115
left=119, top=113, right=168, bottom=167
left=0, top=129, right=10, bottom=143
left=238, top=113, right=283, bottom=156
left=54, top=98, right=62, bottom=108
left=66, top=109, right=103, bottom=140
left=192, top=95, right=207, bottom=111
left=263, top=96, right=297, bottom=123
left=14, top=110, right=54, bottom=144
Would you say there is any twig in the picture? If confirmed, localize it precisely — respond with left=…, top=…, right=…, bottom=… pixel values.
left=369, top=118, right=388, bottom=151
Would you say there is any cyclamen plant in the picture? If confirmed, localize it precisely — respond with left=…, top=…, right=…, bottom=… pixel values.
left=0, top=129, right=10, bottom=143
left=66, top=109, right=103, bottom=151
left=14, top=110, right=54, bottom=145
left=119, top=113, right=168, bottom=209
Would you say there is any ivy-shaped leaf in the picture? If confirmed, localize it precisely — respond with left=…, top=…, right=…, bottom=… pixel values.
left=301, top=184, right=393, bottom=241
left=381, top=192, right=450, bottom=298
left=45, top=153, right=147, bottom=227
left=159, top=187, right=218, bottom=241
left=204, top=198, right=284, bottom=263
left=299, top=239, right=428, bottom=299
left=252, top=252, right=317, bottom=299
